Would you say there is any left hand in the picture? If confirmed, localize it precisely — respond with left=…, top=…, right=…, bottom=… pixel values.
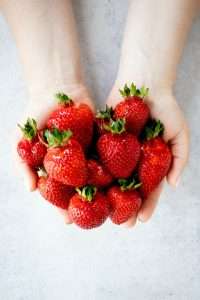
left=107, top=84, right=189, bottom=226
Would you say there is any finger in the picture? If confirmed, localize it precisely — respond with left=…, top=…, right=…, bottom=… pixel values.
left=13, top=135, right=37, bottom=192
left=16, top=159, right=38, bottom=191
left=138, top=181, right=164, bottom=222
left=57, top=208, right=73, bottom=224
left=13, top=135, right=36, bottom=192
left=167, top=124, right=189, bottom=187
left=122, top=215, right=137, bottom=228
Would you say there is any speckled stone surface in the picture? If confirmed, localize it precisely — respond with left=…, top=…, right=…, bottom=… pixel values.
left=0, top=1, right=200, bottom=299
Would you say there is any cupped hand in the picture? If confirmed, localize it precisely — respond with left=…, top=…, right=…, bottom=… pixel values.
left=14, top=83, right=94, bottom=223
left=107, top=85, right=189, bottom=226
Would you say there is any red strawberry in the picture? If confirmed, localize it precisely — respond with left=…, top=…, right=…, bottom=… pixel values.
left=138, top=120, right=172, bottom=197
left=97, top=119, right=141, bottom=178
left=87, top=159, right=113, bottom=188
left=108, top=178, right=142, bottom=225
left=95, top=105, right=113, bottom=136
left=37, top=168, right=74, bottom=209
left=114, top=83, right=150, bottom=135
left=43, top=129, right=87, bottom=187
left=68, top=186, right=110, bottom=229
left=17, top=118, right=46, bottom=167
left=46, top=93, right=94, bottom=149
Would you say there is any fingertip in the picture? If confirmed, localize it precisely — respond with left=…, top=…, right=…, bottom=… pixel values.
left=137, top=213, right=150, bottom=223
left=14, top=146, right=38, bottom=192
left=138, top=181, right=164, bottom=222
left=22, top=164, right=38, bottom=192
left=167, top=173, right=181, bottom=188
left=122, top=216, right=137, bottom=228
left=65, top=217, right=73, bottom=225
left=57, top=208, right=73, bottom=224
left=167, top=155, right=186, bottom=188
left=167, top=124, right=189, bottom=188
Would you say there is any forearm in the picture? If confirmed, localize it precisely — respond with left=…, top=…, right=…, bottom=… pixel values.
left=117, top=0, right=196, bottom=91
left=1, top=0, right=82, bottom=98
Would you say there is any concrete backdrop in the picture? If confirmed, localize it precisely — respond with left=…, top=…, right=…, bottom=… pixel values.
left=0, top=1, right=200, bottom=299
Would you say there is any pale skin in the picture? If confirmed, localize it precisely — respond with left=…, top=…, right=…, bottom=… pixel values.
left=1, top=0, right=198, bottom=226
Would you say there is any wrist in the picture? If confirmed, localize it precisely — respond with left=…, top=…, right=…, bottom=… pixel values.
left=116, top=55, right=175, bottom=96
left=108, top=77, right=175, bottom=108
left=25, top=82, right=94, bottom=126
left=28, top=81, right=92, bottom=106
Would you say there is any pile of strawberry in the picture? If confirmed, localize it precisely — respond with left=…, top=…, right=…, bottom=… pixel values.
left=17, top=83, right=172, bottom=229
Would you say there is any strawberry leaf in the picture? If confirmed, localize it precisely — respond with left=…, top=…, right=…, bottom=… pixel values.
left=139, top=86, right=149, bottom=98
left=104, top=118, right=126, bottom=134
left=119, top=83, right=149, bottom=99
left=118, top=177, right=142, bottom=191
left=76, top=186, right=97, bottom=202
left=55, top=92, right=73, bottom=105
left=96, top=105, right=113, bottom=119
left=119, top=83, right=131, bottom=97
left=144, top=119, right=164, bottom=140
left=130, top=83, right=137, bottom=96
left=18, top=118, right=37, bottom=140
left=44, top=128, right=73, bottom=147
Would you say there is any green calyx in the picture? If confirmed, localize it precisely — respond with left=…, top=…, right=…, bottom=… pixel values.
left=44, top=128, right=73, bottom=147
left=18, top=118, right=37, bottom=140
left=119, top=83, right=149, bottom=99
left=145, top=119, right=164, bottom=140
left=118, top=178, right=142, bottom=192
left=76, top=186, right=97, bottom=202
left=96, top=105, right=113, bottom=120
left=104, top=118, right=126, bottom=134
left=37, top=167, right=48, bottom=178
left=55, top=92, right=73, bottom=105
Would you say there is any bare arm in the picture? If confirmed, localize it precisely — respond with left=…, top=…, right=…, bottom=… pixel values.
left=117, top=0, right=196, bottom=90
left=108, top=0, right=197, bottom=226
left=1, top=0, right=92, bottom=213
left=1, top=0, right=87, bottom=102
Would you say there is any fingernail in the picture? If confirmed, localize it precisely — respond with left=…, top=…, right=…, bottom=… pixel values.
left=137, top=214, right=145, bottom=222
left=137, top=214, right=148, bottom=223
left=65, top=214, right=73, bottom=224
left=175, top=177, right=181, bottom=187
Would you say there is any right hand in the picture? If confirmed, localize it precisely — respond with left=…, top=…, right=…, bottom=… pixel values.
left=14, top=83, right=94, bottom=223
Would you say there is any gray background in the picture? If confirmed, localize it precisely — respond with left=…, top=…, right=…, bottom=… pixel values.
left=0, top=1, right=200, bottom=299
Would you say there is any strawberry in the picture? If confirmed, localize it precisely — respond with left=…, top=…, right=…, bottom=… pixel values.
left=114, top=83, right=150, bottom=135
left=108, top=178, right=142, bottom=225
left=95, top=105, right=113, bottom=136
left=138, top=120, right=172, bottom=197
left=97, top=119, right=141, bottom=178
left=17, top=118, right=46, bottom=167
left=37, top=168, right=74, bottom=209
left=43, top=128, right=87, bottom=187
left=87, top=159, right=113, bottom=188
left=68, top=186, right=110, bottom=229
left=46, top=93, right=94, bottom=149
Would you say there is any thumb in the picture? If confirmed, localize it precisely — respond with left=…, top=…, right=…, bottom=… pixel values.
left=15, top=157, right=38, bottom=191
left=167, top=123, right=190, bottom=187
left=13, top=133, right=38, bottom=191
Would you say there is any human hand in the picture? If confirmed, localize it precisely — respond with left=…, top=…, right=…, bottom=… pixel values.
left=14, top=84, right=94, bottom=223
left=105, top=0, right=193, bottom=228
left=107, top=84, right=189, bottom=226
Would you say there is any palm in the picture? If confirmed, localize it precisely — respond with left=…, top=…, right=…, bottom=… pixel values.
left=107, top=89, right=189, bottom=226
left=15, top=84, right=93, bottom=223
